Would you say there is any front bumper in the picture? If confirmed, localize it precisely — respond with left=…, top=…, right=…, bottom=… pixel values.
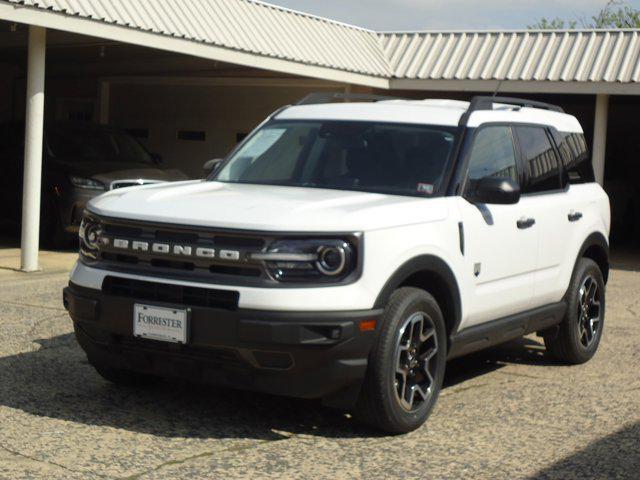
left=63, top=282, right=383, bottom=408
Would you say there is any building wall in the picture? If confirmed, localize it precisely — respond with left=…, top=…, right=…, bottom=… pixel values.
left=108, top=83, right=335, bottom=178
left=0, top=63, right=18, bottom=123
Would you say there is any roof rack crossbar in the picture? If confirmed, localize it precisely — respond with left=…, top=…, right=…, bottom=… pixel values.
left=296, top=92, right=405, bottom=105
left=468, top=96, right=564, bottom=113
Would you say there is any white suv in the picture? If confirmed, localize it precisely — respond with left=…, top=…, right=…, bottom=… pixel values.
left=64, top=95, right=610, bottom=433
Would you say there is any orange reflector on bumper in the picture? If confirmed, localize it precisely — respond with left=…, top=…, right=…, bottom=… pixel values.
left=360, top=319, right=377, bottom=332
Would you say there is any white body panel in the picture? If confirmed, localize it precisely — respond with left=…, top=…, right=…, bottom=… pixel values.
left=89, top=181, right=452, bottom=232
left=531, top=184, right=610, bottom=307
left=456, top=197, right=537, bottom=327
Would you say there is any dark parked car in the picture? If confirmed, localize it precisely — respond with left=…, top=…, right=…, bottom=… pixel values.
left=0, top=122, right=188, bottom=247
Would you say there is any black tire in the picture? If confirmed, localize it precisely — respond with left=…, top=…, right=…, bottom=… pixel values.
left=544, top=258, right=605, bottom=364
left=355, top=287, right=447, bottom=434
left=92, top=363, right=158, bottom=387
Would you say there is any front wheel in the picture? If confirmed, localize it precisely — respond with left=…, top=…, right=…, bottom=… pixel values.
left=544, top=258, right=605, bottom=364
left=355, top=287, right=447, bottom=434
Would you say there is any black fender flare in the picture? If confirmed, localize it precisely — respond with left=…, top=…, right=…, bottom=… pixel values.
left=575, top=231, right=610, bottom=283
left=373, top=255, right=463, bottom=340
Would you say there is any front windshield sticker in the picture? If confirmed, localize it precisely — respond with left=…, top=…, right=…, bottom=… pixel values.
left=417, top=183, right=434, bottom=195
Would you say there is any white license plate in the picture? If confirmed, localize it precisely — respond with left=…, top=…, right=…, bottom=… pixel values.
left=133, top=304, right=188, bottom=343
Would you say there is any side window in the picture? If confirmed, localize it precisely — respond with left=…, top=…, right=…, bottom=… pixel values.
left=515, top=126, right=562, bottom=193
left=465, top=126, right=518, bottom=194
left=556, top=132, right=594, bottom=184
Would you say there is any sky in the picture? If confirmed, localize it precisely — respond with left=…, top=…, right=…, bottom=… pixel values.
left=265, top=0, right=640, bottom=31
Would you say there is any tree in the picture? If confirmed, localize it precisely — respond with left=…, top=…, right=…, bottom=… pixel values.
left=530, top=17, right=578, bottom=29
left=592, top=4, right=640, bottom=27
left=529, top=1, right=640, bottom=29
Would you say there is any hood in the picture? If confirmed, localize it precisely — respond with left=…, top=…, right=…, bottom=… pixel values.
left=50, top=159, right=189, bottom=184
left=88, top=181, right=449, bottom=232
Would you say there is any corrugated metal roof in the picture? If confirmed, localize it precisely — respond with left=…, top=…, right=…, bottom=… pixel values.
left=4, top=0, right=640, bottom=86
left=381, top=30, right=640, bottom=82
left=4, top=0, right=392, bottom=77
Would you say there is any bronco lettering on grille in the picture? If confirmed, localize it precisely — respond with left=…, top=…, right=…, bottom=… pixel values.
left=112, top=238, right=240, bottom=261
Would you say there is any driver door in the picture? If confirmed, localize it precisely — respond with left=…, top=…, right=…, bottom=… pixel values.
left=457, top=125, right=538, bottom=328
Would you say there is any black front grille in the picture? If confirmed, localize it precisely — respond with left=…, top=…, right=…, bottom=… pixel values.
left=95, top=218, right=271, bottom=283
left=103, top=276, right=239, bottom=310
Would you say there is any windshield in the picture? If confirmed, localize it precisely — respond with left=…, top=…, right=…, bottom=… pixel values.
left=47, top=126, right=154, bottom=164
left=214, top=121, right=457, bottom=196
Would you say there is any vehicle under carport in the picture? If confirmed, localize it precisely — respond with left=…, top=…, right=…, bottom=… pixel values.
left=1, top=1, right=639, bottom=269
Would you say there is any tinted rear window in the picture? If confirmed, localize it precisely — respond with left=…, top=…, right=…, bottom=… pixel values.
left=556, top=132, right=594, bottom=184
left=515, top=126, right=562, bottom=193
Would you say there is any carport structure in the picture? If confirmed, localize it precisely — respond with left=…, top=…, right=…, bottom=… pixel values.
left=1, top=0, right=640, bottom=271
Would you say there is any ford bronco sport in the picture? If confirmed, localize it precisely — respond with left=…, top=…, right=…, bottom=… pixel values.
left=64, top=95, right=610, bottom=433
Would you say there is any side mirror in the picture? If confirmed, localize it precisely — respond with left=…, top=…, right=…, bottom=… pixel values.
left=466, top=177, right=520, bottom=205
left=203, top=158, right=223, bottom=177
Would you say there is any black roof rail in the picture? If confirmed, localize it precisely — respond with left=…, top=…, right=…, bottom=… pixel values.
left=296, top=92, right=406, bottom=105
left=468, top=96, right=565, bottom=113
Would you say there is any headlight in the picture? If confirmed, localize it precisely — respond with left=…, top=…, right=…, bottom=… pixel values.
left=252, top=239, right=356, bottom=283
left=79, top=214, right=103, bottom=259
left=70, top=176, right=106, bottom=190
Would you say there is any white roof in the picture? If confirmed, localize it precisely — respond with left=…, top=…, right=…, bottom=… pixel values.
left=2, top=0, right=640, bottom=93
left=276, top=102, right=464, bottom=127
left=276, top=100, right=583, bottom=133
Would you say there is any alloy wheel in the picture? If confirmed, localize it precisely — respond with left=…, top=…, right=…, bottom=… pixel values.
left=393, top=311, right=439, bottom=412
left=577, top=275, right=602, bottom=348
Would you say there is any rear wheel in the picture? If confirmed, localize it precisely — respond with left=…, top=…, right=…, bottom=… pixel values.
left=544, top=258, right=605, bottom=364
left=355, top=287, right=447, bottom=434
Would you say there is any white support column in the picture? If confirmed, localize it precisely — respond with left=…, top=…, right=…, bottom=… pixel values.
left=20, top=26, right=46, bottom=272
left=592, top=94, right=609, bottom=186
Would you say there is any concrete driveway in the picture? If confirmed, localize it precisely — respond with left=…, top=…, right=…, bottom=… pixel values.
left=0, top=254, right=638, bottom=479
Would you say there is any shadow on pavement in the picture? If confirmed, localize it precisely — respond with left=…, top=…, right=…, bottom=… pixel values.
left=444, top=335, right=565, bottom=388
left=469, top=336, right=566, bottom=367
left=0, top=333, right=370, bottom=440
left=529, top=421, right=640, bottom=479
left=0, top=332, right=567, bottom=440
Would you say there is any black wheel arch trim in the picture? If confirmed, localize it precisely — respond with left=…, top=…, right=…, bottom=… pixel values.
left=576, top=232, right=610, bottom=284
left=373, top=255, right=462, bottom=344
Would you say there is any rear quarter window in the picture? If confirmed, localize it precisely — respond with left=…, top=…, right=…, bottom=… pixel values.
left=555, top=132, right=594, bottom=184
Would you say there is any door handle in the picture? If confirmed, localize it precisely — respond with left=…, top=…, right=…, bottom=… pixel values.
left=568, top=211, right=583, bottom=222
left=517, top=217, right=536, bottom=229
